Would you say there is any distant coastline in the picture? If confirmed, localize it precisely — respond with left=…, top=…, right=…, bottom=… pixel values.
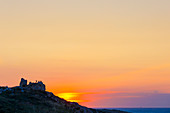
left=98, top=108, right=170, bottom=113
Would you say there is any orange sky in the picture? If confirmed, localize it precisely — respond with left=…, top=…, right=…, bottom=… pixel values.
left=0, top=0, right=170, bottom=107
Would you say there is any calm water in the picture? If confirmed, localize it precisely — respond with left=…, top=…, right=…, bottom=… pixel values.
left=112, top=108, right=170, bottom=113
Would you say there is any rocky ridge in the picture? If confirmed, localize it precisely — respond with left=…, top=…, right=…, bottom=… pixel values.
left=0, top=78, right=129, bottom=113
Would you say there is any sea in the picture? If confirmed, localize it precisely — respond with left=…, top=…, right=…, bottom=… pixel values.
left=111, top=108, right=170, bottom=113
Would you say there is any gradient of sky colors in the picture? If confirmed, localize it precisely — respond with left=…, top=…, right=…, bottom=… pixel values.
left=0, top=0, right=170, bottom=108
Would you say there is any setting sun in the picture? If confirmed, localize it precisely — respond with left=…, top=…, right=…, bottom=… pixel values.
left=57, top=93, right=82, bottom=102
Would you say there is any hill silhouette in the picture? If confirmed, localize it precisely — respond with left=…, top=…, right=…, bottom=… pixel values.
left=0, top=78, right=129, bottom=113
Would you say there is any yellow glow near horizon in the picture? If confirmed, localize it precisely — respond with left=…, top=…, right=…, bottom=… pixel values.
left=57, top=93, right=82, bottom=102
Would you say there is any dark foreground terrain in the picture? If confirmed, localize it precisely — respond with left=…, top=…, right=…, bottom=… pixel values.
left=0, top=86, right=128, bottom=113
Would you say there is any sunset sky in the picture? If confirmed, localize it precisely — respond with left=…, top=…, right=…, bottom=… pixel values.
left=0, top=0, right=170, bottom=108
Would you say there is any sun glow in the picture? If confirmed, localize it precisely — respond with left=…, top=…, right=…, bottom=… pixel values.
left=57, top=93, right=82, bottom=102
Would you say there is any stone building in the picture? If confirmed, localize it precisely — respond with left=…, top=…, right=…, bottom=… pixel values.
left=20, top=78, right=27, bottom=87
left=19, top=78, right=46, bottom=91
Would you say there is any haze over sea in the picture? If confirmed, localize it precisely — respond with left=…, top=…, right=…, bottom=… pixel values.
left=110, top=108, right=170, bottom=113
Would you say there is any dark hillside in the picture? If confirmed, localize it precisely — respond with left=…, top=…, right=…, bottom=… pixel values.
left=0, top=78, right=129, bottom=113
left=0, top=87, right=128, bottom=113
